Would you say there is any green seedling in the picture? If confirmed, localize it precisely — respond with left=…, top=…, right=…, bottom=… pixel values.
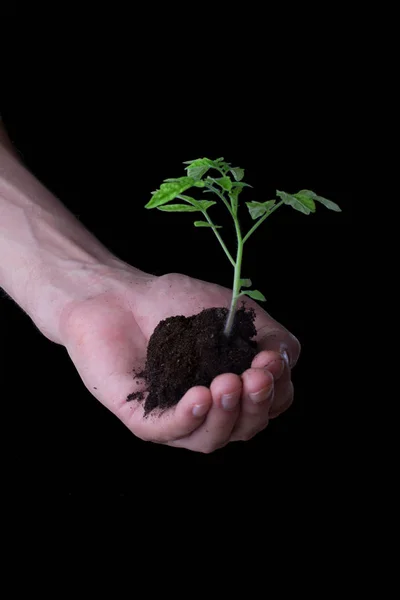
left=145, top=158, right=341, bottom=337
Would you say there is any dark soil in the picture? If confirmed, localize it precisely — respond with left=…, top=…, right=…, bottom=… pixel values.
left=127, top=306, right=258, bottom=415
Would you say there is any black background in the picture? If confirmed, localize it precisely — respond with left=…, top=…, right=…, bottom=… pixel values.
left=0, top=20, right=354, bottom=498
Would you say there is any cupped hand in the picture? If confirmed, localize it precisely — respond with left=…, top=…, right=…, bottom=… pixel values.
left=60, top=267, right=300, bottom=453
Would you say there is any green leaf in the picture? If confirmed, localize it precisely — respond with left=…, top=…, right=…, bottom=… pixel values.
left=242, top=289, right=266, bottom=302
left=212, top=176, right=233, bottom=191
left=187, top=165, right=211, bottom=179
left=230, top=167, right=244, bottom=181
left=246, top=200, right=276, bottom=220
left=157, top=204, right=200, bottom=212
left=293, top=193, right=317, bottom=212
left=193, top=180, right=206, bottom=188
left=215, top=160, right=232, bottom=173
left=178, top=196, right=216, bottom=211
left=246, top=202, right=265, bottom=219
left=145, top=177, right=195, bottom=208
left=194, top=221, right=222, bottom=228
left=297, top=189, right=341, bottom=212
left=315, top=195, right=341, bottom=212
left=240, top=278, right=252, bottom=287
left=276, top=190, right=315, bottom=215
left=177, top=195, right=198, bottom=205
left=296, top=189, right=317, bottom=198
left=183, top=158, right=213, bottom=165
left=231, top=181, right=253, bottom=188
left=183, top=158, right=215, bottom=180
left=196, top=200, right=216, bottom=210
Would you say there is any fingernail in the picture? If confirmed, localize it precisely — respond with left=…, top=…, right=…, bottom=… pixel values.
left=250, top=386, right=273, bottom=404
left=192, top=403, right=210, bottom=417
left=280, top=348, right=290, bottom=368
left=221, top=391, right=240, bottom=411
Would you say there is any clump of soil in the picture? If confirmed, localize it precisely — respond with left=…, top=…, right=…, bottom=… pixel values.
left=127, top=306, right=258, bottom=415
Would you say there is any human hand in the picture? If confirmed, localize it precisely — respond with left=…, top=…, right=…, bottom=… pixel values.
left=0, top=130, right=299, bottom=452
left=60, top=267, right=300, bottom=453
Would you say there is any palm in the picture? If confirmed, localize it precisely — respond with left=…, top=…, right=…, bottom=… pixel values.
left=63, top=270, right=300, bottom=452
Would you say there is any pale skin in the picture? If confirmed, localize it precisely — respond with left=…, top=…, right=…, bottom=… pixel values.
left=0, top=119, right=300, bottom=453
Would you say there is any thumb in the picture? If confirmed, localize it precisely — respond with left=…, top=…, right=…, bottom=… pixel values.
left=254, top=311, right=301, bottom=369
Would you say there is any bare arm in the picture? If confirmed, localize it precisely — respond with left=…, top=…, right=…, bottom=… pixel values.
left=0, top=118, right=131, bottom=343
left=0, top=120, right=299, bottom=451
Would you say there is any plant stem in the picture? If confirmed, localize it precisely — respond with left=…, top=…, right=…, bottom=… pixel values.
left=224, top=218, right=243, bottom=337
left=176, top=193, right=235, bottom=267
left=242, top=200, right=284, bottom=244
left=225, top=200, right=284, bottom=336
left=206, top=184, right=233, bottom=215
left=202, top=211, right=235, bottom=267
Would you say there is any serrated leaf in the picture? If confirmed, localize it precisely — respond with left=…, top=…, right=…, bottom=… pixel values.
left=231, top=181, right=253, bottom=188
left=157, top=204, right=200, bottom=212
left=293, top=193, right=316, bottom=212
left=297, top=190, right=341, bottom=212
left=177, top=195, right=198, bottom=206
left=196, top=200, right=216, bottom=210
left=213, top=176, right=233, bottom=191
left=242, top=289, right=266, bottom=301
left=230, top=167, right=244, bottom=181
left=187, top=165, right=211, bottom=179
left=178, top=196, right=216, bottom=211
left=194, top=221, right=222, bottom=228
left=297, top=189, right=317, bottom=199
left=183, top=158, right=214, bottom=180
left=276, top=190, right=315, bottom=215
left=315, top=195, right=341, bottom=212
left=183, top=158, right=213, bottom=166
left=145, top=177, right=195, bottom=208
left=240, top=278, right=252, bottom=287
left=246, top=202, right=265, bottom=219
left=246, top=200, right=276, bottom=220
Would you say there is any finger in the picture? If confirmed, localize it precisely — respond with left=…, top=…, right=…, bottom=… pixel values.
left=125, top=385, right=213, bottom=443
left=269, top=380, right=294, bottom=419
left=253, top=311, right=301, bottom=368
left=251, top=351, right=285, bottom=380
left=230, top=368, right=274, bottom=441
left=169, top=373, right=242, bottom=453
left=63, top=302, right=213, bottom=443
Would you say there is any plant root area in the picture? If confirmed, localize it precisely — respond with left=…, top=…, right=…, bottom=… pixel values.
left=127, top=306, right=258, bottom=415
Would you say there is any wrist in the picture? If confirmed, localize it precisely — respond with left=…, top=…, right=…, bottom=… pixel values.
left=0, top=135, right=152, bottom=344
left=27, top=253, right=150, bottom=345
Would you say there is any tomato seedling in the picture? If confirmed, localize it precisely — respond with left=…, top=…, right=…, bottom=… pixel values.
left=145, top=158, right=341, bottom=336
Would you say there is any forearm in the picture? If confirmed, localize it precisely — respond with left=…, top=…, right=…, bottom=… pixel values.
left=0, top=124, right=125, bottom=342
